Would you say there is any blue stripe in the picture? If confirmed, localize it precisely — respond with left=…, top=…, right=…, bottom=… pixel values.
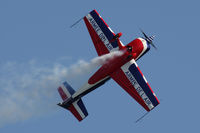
left=77, top=99, right=88, bottom=116
left=111, top=40, right=118, bottom=48
left=63, top=81, right=75, bottom=95
left=90, top=10, right=118, bottom=48
left=128, top=64, right=159, bottom=107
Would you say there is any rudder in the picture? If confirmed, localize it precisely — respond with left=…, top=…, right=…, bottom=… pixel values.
left=58, top=81, right=75, bottom=101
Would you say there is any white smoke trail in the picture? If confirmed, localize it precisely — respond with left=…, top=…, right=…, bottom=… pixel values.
left=0, top=50, right=124, bottom=126
left=69, top=50, right=124, bottom=76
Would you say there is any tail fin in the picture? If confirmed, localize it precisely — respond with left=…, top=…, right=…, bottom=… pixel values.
left=57, top=81, right=88, bottom=121
left=58, top=81, right=75, bottom=101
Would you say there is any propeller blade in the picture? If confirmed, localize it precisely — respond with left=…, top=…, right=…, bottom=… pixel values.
left=140, top=29, right=148, bottom=38
left=150, top=42, right=157, bottom=50
left=140, top=29, right=157, bottom=50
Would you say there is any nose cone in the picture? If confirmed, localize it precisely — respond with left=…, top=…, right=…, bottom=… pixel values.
left=147, top=42, right=151, bottom=51
left=148, top=35, right=155, bottom=42
left=140, top=30, right=157, bottom=49
left=146, top=35, right=157, bottom=50
left=144, top=39, right=150, bottom=52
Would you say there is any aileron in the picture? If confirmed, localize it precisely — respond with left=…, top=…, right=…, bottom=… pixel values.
left=57, top=9, right=160, bottom=122
left=111, top=59, right=159, bottom=111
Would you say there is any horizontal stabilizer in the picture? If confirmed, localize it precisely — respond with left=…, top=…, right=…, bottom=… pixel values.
left=68, top=99, right=88, bottom=121
left=57, top=81, right=88, bottom=121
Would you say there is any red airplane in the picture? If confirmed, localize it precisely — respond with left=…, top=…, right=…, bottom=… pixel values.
left=57, top=9, right=159, bottom=121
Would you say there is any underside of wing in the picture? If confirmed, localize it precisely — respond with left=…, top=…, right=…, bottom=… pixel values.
left=110, top=59, right=159, bottom=111
left=84, top=10, right=120, bottom=56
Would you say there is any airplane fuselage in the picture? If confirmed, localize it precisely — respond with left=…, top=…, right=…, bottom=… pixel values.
left=88, top=38, right=149, bottom=84
left=57, top=9, right=159, bottom=121
left=72, top=37, right=150, bottom=100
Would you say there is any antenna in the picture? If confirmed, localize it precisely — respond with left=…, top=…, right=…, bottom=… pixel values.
left=135, top=100, right=162, bottom=123
left=70, top=17, right=84, bottom=28
left=135, top=111, right=149, bottom=123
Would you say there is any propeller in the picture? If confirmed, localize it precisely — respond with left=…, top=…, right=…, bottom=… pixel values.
left=140, top=29, right=157, bottom=50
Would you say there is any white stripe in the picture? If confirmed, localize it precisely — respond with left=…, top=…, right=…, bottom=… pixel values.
left=73, top=100, right=85, bottom=119
left=136, top=38, right=148, bottom=60
left=121, top=60, right=154, bottom=110
left=120, top=40, right=124, bottom=46
left=72, top=76, right=110, bottom=98
left=111, top=47, right=119, bottom=52
left=108, top=27, right=114, bottom=33
left=134, top=61, right=138, bottom=67
left=86, top=14, right=114, bottom=52
left=143, top=75, right=148, bottom=83
left=61, top=84, right=71, bottom=98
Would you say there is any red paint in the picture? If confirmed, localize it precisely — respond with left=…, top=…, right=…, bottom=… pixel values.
left=84, top=17, right=109, bottom=56
left=88, top=51, right=129, bottom=84
left=86, top=37, right=152, bottom=111
left=88, top=39, right=145, bottom=84
left=68, top=105, right=83, bottom=121
left=137, top=66, right=143, bottom=77
left=110, top=68, right=150, bottom=111
left=58, top=9, right=159, bottom=122
left=58, top=87, right=68, bottom=101
left=109, top=33, right=123, bottom=49
left=117, top=32, right=122, bottom=37
left=147, top=83, right=160, bottom=104
left=100, top=17, right=109, bottom=27
left=127, top=39, right=144, bottom=59
left=94, top=10, right=109, bottom=28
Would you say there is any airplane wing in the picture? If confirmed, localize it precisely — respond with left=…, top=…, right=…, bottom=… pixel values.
left=84, top=10, right=121, bottom=56
left=110, top=59, right=159, bottom=111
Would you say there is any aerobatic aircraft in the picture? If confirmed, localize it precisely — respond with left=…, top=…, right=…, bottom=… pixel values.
left=57, top=9, right=159, bottom=121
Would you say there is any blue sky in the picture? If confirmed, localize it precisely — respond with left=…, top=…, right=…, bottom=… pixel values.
left=1, top=0, right=200, bottom=132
